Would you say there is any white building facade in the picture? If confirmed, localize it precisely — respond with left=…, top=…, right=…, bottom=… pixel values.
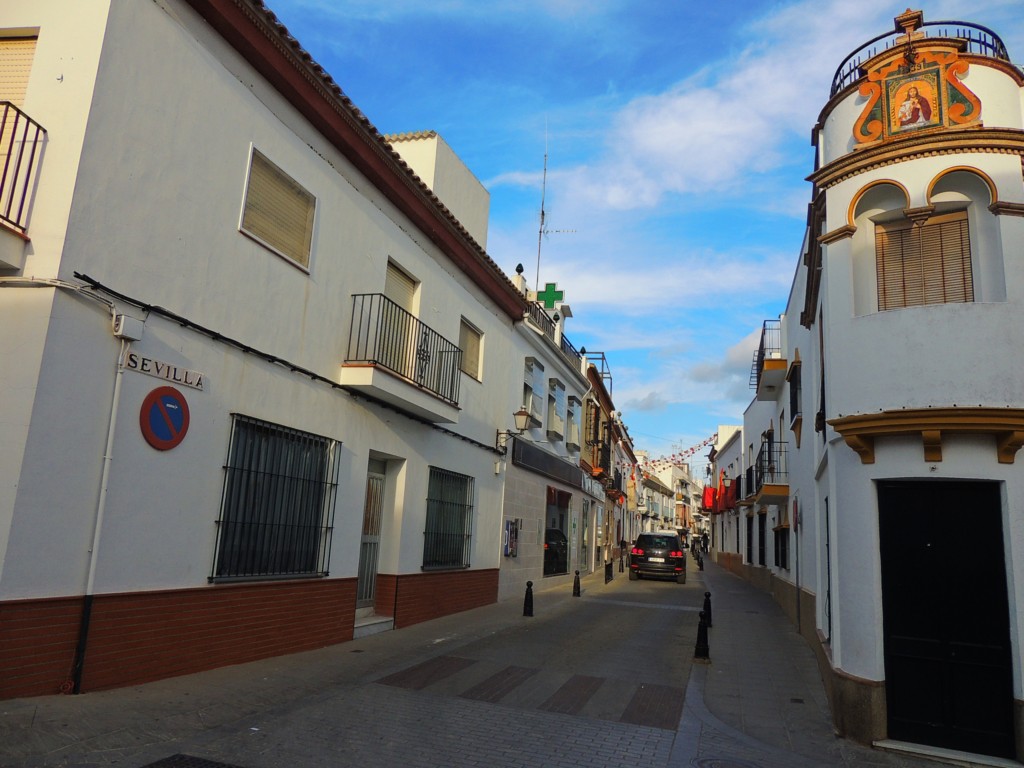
left=0, top=0, right=555, bottom=699
left=718, top=11, right=1024, bottom=761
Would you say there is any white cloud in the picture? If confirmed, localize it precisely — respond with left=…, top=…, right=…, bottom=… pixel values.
left=544, top=247, right=795, bottom=312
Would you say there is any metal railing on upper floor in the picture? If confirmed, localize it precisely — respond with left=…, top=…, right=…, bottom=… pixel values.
left=755, top=439, right=788, bottom=490
left=346, top=293, right=462, bottom=405
left=0, top=102, right=46, bottom=235
left=525, top=300, right=583, bottom=369
left=830, top=20, right=1016, bottom=97
left=749, top=319, right=782, bottom=389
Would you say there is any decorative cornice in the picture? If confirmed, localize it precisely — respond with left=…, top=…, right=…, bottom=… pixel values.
left=818, top=224, right=856, bottom=244
left=829, top=407, right=1024, bottom=464
left=902, top=205, right=935, bottom=225
left=808, top=128, right=1024, bottom=189
left=989, top=201, right=1024, bottom=216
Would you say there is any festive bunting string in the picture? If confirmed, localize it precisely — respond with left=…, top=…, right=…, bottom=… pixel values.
left=639, top=433, right=718, bottom=470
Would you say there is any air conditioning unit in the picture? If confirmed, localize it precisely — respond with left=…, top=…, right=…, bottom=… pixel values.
left=112, top=314, right=145, bottom=341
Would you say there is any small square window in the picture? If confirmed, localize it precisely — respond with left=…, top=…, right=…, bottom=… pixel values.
left=240, top=148, right=316, bottom=269
left=459, top=319, right=482, bottom=379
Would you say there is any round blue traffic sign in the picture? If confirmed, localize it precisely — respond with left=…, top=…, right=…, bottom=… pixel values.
left=139, top=386, right=190, bottom=450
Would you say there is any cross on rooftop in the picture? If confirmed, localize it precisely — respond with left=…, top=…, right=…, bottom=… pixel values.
left=536, top=282, right=564, bottom=309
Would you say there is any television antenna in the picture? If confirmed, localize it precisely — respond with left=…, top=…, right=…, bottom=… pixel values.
left=534, top=133, right=575, bottom=291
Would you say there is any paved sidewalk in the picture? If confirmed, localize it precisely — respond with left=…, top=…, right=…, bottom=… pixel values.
left=0, top=559, right=991, bottom=768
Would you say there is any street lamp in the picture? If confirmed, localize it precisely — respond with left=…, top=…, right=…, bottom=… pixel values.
left=722, top=470, right=732, bottom=488
left=495, top=407, right=531, bottom=455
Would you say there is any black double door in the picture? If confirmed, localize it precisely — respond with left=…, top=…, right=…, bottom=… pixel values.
left=878, top=480, right=1014, bottom=758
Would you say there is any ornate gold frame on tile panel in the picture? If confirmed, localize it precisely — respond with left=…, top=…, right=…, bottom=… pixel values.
left=829, top=407, right=1024, bottom=464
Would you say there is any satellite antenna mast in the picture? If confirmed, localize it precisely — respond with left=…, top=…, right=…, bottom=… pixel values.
left=535, top=134, right=548, bottom=292
left=534, top=127, right=575, bottom=293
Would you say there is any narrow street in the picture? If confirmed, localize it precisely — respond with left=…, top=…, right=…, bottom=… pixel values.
left=2, top=559, right=957, bottom=768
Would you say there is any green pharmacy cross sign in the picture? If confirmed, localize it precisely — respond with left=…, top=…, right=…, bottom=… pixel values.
left=536, top=282, right=564, bottom=309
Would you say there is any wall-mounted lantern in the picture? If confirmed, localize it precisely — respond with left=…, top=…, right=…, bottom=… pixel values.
left=496, top=407, right=532, bottom=455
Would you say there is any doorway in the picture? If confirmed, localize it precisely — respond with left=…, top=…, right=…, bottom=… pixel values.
left=878, top=480, right=1013, bottom=758
left=356, top=460, right=386, bottom=609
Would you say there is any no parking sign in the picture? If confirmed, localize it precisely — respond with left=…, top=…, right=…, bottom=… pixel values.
left=139, top=386, right=190, bottom=450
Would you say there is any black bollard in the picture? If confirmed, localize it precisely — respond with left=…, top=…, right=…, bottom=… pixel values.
left=573, top=570, right=581, bottom=597
left=694, top=610, right=710, bottom=660
left=619, top=554, right=624, bottom=572
left=703, top=591, right=713, bottom=628
left=523, top=580, right=534, bottom=617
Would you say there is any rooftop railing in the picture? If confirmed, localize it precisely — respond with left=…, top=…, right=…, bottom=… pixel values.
left=830, top=20, right=1015, bottom=97
left=526, top=300, right=583, bottom=370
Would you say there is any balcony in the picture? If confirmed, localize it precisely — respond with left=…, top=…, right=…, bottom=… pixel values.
left=754, top=439, right=789, bottom=505
left=341, top=293, right=461, bottom=423
left=0, top=102, right=47, bottom=269
left=749, top=319, right=786, bottom=401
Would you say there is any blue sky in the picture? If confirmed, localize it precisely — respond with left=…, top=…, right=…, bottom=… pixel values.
left=265, top=0, right=1023, bottom=471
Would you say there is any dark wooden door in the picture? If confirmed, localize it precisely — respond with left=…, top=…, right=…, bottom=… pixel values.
left=878, top=480, right=1014, bottom=758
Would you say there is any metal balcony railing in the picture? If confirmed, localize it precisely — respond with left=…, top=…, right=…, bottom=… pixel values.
left=0, top=102, right=46, bottom=234
left=749, top=319, right=782, bottom=389
left=755, top=440, right=788, bottom=491
left=560, top=333, right=582, bottom=367
left=830, top=20, right=1016, bottom=97
left=526, top=301, right=556, bottom=340
left=526, top=300, right=583, bottom=369
left=346, top=293, right=462, bottom=405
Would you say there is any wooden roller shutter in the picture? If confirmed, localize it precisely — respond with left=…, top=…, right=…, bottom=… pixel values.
left=0, top=38, right=36, bottom=107
left=875, top=211, right=973, bottom=310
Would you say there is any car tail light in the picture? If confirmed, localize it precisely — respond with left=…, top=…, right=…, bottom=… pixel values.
left=544, top=543, right=549, bottom=549
left=670, top=551, right=683, bottom=558
left=631, top=547, right=644, bottom=555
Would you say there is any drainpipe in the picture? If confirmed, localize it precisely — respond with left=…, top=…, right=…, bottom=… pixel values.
left=71, top=318, right=139, bottom=693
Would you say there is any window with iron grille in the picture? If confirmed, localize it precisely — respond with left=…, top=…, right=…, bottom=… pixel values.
left=422, top=467, right=475, bottom=570
left=758, top=513, right=767, bottom=566
left=774, top=527, right=790, bottom=570
left=240, top=147, right=316, bottom=269
left=212, top=415, right=339, bottom=581
left=875, top=211, right=973, bottom=310
left=788, top=363, right=802, bottom=423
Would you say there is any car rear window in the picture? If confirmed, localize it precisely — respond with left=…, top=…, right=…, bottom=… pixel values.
left=637, top=535, right=678, bottom=549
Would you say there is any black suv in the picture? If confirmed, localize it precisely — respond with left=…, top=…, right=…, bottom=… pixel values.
left=544, top=528, right=568, bottom=575
left=629, top=532, right=686, bottom=583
